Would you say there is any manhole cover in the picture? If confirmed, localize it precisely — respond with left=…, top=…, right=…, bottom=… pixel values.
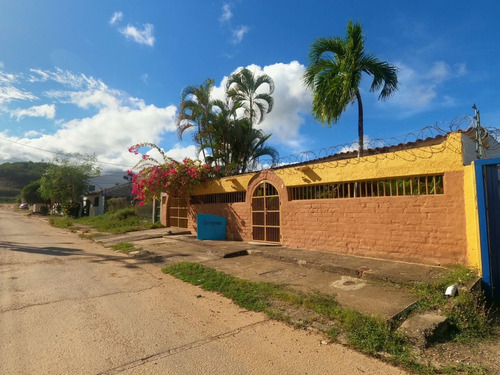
left=331, top=276, right=366, bottom=291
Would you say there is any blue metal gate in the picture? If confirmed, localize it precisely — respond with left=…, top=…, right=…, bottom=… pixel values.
left=475, top=158, right=500, bottom=300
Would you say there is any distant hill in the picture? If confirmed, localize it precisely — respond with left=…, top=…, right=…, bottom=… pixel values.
left=0, top=161, right=50, bottom=202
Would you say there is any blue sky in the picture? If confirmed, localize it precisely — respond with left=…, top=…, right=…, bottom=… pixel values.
left=0, top=0, right=499, bottom=173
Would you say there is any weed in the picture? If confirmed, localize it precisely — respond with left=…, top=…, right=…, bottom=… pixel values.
left=110, top=242, right=137, bottom=254
left=49, top=217, right=75, bottom=229
left=412, top=266, right=494, bottom=344
left=446, top=292, right=493, bottom=342
left=413, top=266, right=478, bottom=311
left=340, top=309, right=411, bottom=356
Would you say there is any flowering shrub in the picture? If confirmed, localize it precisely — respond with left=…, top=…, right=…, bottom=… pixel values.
left=128, top=143, right=218, bottom=206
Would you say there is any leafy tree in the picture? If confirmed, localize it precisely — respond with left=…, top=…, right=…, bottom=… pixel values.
left=303, top=20, right=398, bottom=157
left=21, top=180, right=49, bottom=205
left=226, top=68, right=274, bottom=125
left=202, top=100, right=278, bottom=174
left=39, top=154, right=100, bottom=212
left=176, top=78, right=217, bottom=163
left=176, top=72, right=278, bottom=175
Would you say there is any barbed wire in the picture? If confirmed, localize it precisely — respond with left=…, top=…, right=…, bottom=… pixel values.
left=252, top=115, right=496, bottom=172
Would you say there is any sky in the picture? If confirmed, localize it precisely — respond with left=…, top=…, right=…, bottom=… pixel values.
left=0, top=0, right=499, bottom=176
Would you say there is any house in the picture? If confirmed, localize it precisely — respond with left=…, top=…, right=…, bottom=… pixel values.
left=159, top=130, right=500, bottom=271
left=83, top=182, right=134, bottom=216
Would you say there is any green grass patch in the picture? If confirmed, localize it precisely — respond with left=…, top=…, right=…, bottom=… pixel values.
left=412, top=265, right=494, bottom=343
left=110, top=242, right=138, bottom=254
left=49, top=208, right=160, bottom=234
left=49, top=216, right=76, bottom=229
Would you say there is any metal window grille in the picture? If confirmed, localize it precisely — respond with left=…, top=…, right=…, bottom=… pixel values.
left=191, top=192, right=246, bottom=204
left=289, top=174, right=444, bottom=201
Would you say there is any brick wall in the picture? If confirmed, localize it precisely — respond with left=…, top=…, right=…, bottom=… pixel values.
left=167, top=169, right=467, bottom=266
left=280, top=170, right=467, bottom=265
left=188, top=202, right=252, bottom=241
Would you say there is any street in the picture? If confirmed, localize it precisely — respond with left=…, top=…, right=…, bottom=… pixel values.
left=0, top=206, right=406, bottom=374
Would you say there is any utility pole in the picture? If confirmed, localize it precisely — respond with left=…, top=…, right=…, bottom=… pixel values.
left=472, top=104, right=485, bottom=159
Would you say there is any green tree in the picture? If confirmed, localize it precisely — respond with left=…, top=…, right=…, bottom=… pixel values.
left=303, top=20, right=398, bottom=157
left=206, top=100, right=278, bottom=174
left=226, top=68, right=274, bottom=125
left=177, top=78, right=217, bottom=163
left=21, top=180, right=49, bottom=205
left=39, top=154, right=100, bottom=213
left=177, top=71, right=278, bottom=175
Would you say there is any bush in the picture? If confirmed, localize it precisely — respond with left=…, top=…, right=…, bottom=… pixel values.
left=62, top=202, right=80, bottom=218
left=40, top=205, right=49, bottom=215
left=134, top=201, right=153, bottom=221
left=106, top=197, right=130, bottom=213
left=111, top=208, right=136, bottom=220
left=447, top=291, right=493, bottom=342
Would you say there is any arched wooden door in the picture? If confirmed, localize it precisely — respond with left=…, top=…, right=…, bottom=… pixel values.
left=251, top=182, right=281, bottom=243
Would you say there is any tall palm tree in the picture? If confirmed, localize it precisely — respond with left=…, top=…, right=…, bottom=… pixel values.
left=226, top=68, right=275, bottom=125
left=176, top=78, right=216, bottom=162
left=303, top=20, right=398, bottom=157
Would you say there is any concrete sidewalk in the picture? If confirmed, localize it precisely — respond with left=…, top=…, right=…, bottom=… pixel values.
left=96, top=228, right=449, bottom=320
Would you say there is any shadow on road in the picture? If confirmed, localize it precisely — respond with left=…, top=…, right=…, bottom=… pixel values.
left=0, top=241, right=141, bottom=268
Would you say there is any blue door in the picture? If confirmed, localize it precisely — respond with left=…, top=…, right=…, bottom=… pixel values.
left=475, top=158, right=500, bottom=300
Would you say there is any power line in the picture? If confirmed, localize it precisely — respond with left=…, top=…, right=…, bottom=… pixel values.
left=0, top=134, right=134, bottom=169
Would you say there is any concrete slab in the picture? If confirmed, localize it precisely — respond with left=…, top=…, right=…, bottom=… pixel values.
left=96, top=232, right=445, bottom=320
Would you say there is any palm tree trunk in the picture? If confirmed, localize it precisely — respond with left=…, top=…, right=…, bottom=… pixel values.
left=356, top=89, right=364, bottom=157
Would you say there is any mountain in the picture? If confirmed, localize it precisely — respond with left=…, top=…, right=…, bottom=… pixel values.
left=0, top=161, right=50, bottom=202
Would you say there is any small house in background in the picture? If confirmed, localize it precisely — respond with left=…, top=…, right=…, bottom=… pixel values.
left=83, top=181, right=134, bottom=216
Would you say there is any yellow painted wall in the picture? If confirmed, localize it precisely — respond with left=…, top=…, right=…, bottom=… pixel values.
left=193, top=132, right=465, bottom=195
left=192, top=173, right=255, bottom=195
left=275, top=132, right=465, bottom=186
left=464, top=163, right=482, bottom=272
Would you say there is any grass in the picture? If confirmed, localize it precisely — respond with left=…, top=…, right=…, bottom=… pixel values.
left=49, top=208, right=161, bottom=234
left=163, top=262, right=496, bottom=375
left=110, top=242, right=139, bottom=254
left=412, top=265, right=494, bottom=343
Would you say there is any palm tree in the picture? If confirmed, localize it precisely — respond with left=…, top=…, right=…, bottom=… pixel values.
left=176, top=78, right=216, bottom=162
left=226, top=68, right=275, bottom=125
left=227, top=118, right=278, bottom=173
left=208, top=100, right=278, bottom=174
left=303, top=20, right=398, bottom=157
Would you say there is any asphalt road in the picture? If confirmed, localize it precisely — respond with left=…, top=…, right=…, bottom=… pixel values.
left=0, top=206, right=407, bottom=375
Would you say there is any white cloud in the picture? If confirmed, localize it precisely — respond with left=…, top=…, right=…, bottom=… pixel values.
left=232, top=25, right=249, bottom=44
left=29, top=68, right=101, bottom=89
left=24, top=130, right=42, bottom=138
left=165, top=144, right=198, bottom=161
left=0, top=68, right=178, bottom=170
left=213, top=61, right=312, bottom=148
left=109, top=11, right=123, bottom=25
left=220, top=4, right=232, bottom=23
left=11, top=104, right=56, bottom=120
left=120, top=24, right=155, bottom=47
left=384, top=61, right=467, bottom=116
left=0, top=86, right=37, bottom=105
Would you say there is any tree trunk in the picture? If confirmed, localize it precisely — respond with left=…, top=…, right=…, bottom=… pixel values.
left=356, top=90, right=364, bottom=157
